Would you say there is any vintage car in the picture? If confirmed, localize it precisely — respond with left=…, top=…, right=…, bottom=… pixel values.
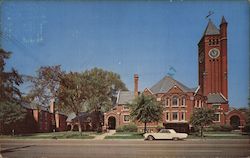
left=144, top=129, right=188, bottom=140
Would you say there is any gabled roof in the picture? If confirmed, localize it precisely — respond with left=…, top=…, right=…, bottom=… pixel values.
left=207, top=93, right=227, bottom=104
left=150, top=76, right=193, bottom=94
left=204, top=19, right=220, bottom=35
left=117, top=91, right=135, bottom=105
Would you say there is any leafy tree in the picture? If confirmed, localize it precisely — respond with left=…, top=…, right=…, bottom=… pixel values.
left=25, top=65, right=63, bottom=107
left=128, top=94, right=163, bottom=133
left=244, top=97, right=250, bottom=132
left=57, top=68, right=127, bottom=133
left=0, top=49, right=25, bottom=134
left=190, top=107, right=215, bottom=137
left=0, top=102, right=27, bottom=134
left=0, top=49, right=22, bottom=102
left=84, top=67, right=127, bottom=112
left=57, top=72, right=91, bottom=133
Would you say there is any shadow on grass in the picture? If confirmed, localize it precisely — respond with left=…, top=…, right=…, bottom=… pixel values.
left=0, top=132, right=95, bottom=139
left=1, top=145, right=34, bottom=154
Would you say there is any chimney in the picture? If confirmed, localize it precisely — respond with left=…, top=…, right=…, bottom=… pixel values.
left=50, top=98, right=55, bottom=113
left=134, top=74, right=139, bottom=96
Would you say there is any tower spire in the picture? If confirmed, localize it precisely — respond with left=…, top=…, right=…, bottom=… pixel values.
left=203, top=19, right=220, bottom=35
left=221, top=16, right=227, bottom=24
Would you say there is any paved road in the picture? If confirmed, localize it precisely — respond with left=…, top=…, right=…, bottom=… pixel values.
left=0, top=139, right=250, bottom=158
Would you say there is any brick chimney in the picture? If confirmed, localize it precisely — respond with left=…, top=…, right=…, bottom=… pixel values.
left=134, top=74, right=139, bottom=96
left=50, top=98, right=55, bottom=113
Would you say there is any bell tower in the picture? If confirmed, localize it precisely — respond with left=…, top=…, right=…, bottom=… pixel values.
left=198, top=17, right=228, bottom=99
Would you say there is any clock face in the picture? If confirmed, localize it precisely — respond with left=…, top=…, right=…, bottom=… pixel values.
left=209, top=48, right=220, bottom=59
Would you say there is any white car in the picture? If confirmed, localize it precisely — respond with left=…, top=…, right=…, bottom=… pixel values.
left=144, top=129, right=188, bottom=140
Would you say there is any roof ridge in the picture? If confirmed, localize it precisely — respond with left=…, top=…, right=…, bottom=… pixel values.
left=150, top=75, right=191, bottom=94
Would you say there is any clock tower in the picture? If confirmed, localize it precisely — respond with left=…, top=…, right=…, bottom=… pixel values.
left=198, top=16, right=229, bottom=115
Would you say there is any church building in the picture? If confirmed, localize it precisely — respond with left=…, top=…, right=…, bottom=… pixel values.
left=103, top=16, right=246, bottom=132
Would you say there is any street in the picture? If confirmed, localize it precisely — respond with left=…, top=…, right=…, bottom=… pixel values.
left=0, top=139, right=250, bottom=158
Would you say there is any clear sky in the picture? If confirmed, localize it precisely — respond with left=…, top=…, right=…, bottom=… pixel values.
left=1, top=1, right=249, bottom=107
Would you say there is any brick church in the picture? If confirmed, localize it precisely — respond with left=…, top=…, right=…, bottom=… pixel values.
left=103, top=16, right=247, bottom=132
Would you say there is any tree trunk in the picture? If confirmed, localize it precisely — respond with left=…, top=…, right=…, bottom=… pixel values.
left=144, top=122, right=147, bottom=133
left=78, top=117, right=82, bottom=136
left=95, top=111, right=100, bottom=132
left=200, top=126, right=203, bottom=138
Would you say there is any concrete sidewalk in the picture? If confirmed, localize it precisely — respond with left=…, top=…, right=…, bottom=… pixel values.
left=93, top=130, right=116, bottom=140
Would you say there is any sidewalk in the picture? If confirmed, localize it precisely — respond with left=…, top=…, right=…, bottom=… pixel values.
left=93, top=130, right=116, bottom=140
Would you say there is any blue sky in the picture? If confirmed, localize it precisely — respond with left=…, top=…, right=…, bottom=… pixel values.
left=1, top=1, right=249, bottom=107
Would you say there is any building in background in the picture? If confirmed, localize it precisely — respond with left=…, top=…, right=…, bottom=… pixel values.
left=3, top=99, right=68, bottom=134
left=103, top=16, right=247, bottom=133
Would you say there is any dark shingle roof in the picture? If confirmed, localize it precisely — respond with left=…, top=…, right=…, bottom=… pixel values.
left=204, top=19, right=220, bottom=35
left=117, top=91, right=135, bottom=105
left=207, top=93, right=227, bottom=104
left=150, top=76, right=193, bottom=94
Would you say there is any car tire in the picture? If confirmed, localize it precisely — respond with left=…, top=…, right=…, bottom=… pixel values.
left=173, top=137, right=179, bottom=141
left=147, top=135, right=155, bottom=141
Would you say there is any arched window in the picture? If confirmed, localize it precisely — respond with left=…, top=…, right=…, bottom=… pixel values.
left=172, top=96, right=178, bottom=106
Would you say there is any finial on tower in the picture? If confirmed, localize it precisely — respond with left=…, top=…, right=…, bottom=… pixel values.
left=205, top=11, right=214, bottom=19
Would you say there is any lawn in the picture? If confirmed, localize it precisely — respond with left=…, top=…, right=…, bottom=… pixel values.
left=105, top=132, right=144, bottom=139
left=188, top=131, right=250, bottom=139
left=0, top=131, right=96, bottom=139
left=105, top=131, right=250, bottom=140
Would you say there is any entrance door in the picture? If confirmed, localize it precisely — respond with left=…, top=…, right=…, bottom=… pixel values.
left=230, top=115, right=240, bottom=129
left=108, top=116, right=116, bottom=129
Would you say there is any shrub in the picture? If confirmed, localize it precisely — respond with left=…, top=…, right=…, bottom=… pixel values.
left=209, top=124, right=233, bottom=132
left=220, top=124, right=233, bottom=132
left=243, top=124, right=250, bottom=133
left=116, top=126, right=123, bottom=132
left=210, top=124, right=222, bottom=131
left=156, top=125, right=164, bottom=132
left=116, top=123, right=138, bottom=132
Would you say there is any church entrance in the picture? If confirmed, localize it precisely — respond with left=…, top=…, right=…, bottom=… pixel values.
left=108, top=116, right=116, bottom=129
left=230, top=115, right=240, bottom=129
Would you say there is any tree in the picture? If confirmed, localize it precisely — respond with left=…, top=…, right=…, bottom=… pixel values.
left=84, top=68, right=127, bottom=131
left=0, top=49, right=22, bottom=102
left=0, top=49, right=25, bottom=134
left=84, top=68, right=127, bottom=112
left=244, top=97, right=250, bottom=132
left=57, top=68, right=128, bottom=133
left=190, top=107, right=215, bottom=137
left=57, top=72, right=91, bottom=134
left=128, top=94, right=163, bottom=133
left=0, top=102, right=26, bottom=134
left=25, top=65, right=63, bottom=107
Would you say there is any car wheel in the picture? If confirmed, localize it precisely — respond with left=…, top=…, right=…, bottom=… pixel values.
left=173, top=137, right=179, bottom=141
left=147, top=135, right=155, bottom=141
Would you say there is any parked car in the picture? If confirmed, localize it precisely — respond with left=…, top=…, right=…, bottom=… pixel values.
left=144, top=129, right=188, bottom=140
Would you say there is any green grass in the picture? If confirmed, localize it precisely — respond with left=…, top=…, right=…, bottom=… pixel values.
left=0, top=131, right=96, bottom=139
left=188, top=131, right=250, bottom=139
left=105, top=131, right=250, bottom=140
left=105, top=132, right=144, bottom=139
